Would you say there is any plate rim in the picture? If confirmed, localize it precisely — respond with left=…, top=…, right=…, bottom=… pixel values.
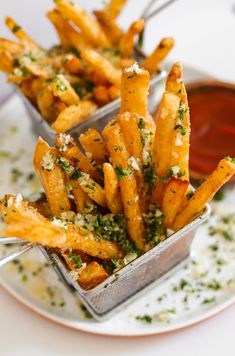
left=1, top=275, right=235, bottom=337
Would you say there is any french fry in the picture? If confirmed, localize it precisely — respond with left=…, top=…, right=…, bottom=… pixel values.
left=93, top=85, right=110, bottom=105
left=119, top=19, right=144, bottom=57
left=33, top=137, right=71, bottom=215
left=120, top=64, right=149, bottom=116
left=68, top=179, right=92, bottom=212
left=108, top=0, right=127, bottom=19
left=103, top=121, right=145, bottom=250
left=117, top=112, right=143, bottom=167
left=162, top=178, right=189, bottom=228
left=31, top=194, right=52, bottom=219
left=55, top=0, right=110, bottom=48
left=47, top=10, right=72, bottom=49
left=79, top=128, right=108, bottom=163
left=142, top=37, right=174, bottom=76
left=152, top=92, right=180, bottom=206
left=70, top=170, right=107, bottom=207
left=47, top=9, right=91, bottom=52
left=0, top=38, right=23, bottom=56
left=173, top=158, right=235, bottom=230
left=51, top=101, right=97, bottom=133
left=108, top=85, right=120, bottom=100
left=81, top=49, right=121, bottom=87
left=63, top=53, right=84, bottom=75
left=103, top=162, right=123, bottom=214
left=0, top=52, right=14, bottom=74
left=55, top=134, right=100, bottom=181
left=36, top=87, right=57, bottom=121
left=19, top=79, right=36, bottom=102
left=47, top=10, right=91, bottom=51
left=166, top=62, right=190, bottom=180
left=0, top=195, right=123, bottom=260
left=5, top=16, right=41, bottom=51
left=94, top=10, right=122, bottom=45
left=78, top=261, right=109, bottom=290
left=49, top=74, right=80, bottom=106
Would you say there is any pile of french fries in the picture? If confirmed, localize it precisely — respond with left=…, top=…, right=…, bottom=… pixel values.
left=0, top=61, right=234, bottom=290
left=0, top=0, right=174, bottom=133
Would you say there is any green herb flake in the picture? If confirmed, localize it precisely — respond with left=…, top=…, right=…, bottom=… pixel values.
left=68, top=251, right=83, bottom=269
left=114, top=166, right=133, bottom=180
left=12, top=25, right=21, bottom=33
left=214, top=190, right=225, bottom=202
left=136, top=315, right=152, bottom=324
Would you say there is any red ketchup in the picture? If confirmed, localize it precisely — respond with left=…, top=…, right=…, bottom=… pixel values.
left=187, top=82, right=235, bottom=177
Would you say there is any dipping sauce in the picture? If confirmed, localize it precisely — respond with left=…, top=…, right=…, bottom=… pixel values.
left=187, top=82, right=235, bottom=178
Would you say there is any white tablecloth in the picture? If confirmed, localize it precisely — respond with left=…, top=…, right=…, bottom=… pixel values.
left=0, top=0, right=235, bottom=355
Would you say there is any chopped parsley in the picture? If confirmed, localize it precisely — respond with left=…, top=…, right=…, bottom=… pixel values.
left=114, top=166, right=133, bottom=180
left=70, top=169, right=82, bottom=180
left=136, top=315, right=152, bottom=323
left=213, top=190, right=224, bottom=201
left=142, top=162, right=156, bottom=192
left=73, top=80, right=94, bottom=98
left=143, top=204, right=165, bottom=247
left=12, top=25, right=21, bottom=33
left=68, top=251, right=83, bottom=269
left=161, top=166, right=185, bottom=183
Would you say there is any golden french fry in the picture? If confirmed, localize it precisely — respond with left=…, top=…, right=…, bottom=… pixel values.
left=103, top=121, right=145, bottom=250
left=51, top=101, right=97, bottom=133
left=47, top=9, right=91, bottom=51
left=31, top=194, right=52, bottom=219
left=94, top=10, right=122, bottom=45
left=119, top=19, right=144, bottom=57
left=0, top=195, right=123, bottom=260
left=142, top=37, right=174, bottom=76
left=55, top=0, right=110, bottom=48
left=108, top=0, right=127, bottom=19
left=47, top=10, right=71, bottom=49
left=166, top=62, right=190, bottom=180
left=36, top=87, right=57, bottom=121
left=92, top=85, right=110, bottom=105
left=55, top=134, right=100, bottom=181
left=78, top=261, right=109, bottom=290
left=70, top=170, right=107, bottom=207
left=5, top=16, right=41, bottom=50
left=79, top=128, right=108, bottom=163
left=173, top=158, right=235, bottom=230
left=152, top=92, right=180, bottom=206
left=0, top=38, right=23, bottom=56
left=0, top=52, right=14, bottom=74
left=49, top=74, right=80, bottom=106
left=63, top=53, right=84, bottom=75
left=81, top=49, right=121, bottom=87
left=120, top=64, right=149, bottom=116
left=103, top=162, right=123, bottom=214
left=19, top=78, right=36, bottom=102
left=68, top=179, right=92, bottom=212
left=108, top=85, right=120, bottom=100
left=33, top=137, right=71, bottom=215
left=162, top=178, right=189, bottom=228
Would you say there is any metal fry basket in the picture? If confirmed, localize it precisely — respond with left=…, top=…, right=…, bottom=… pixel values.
left=40, top=205, right=210, bottom=321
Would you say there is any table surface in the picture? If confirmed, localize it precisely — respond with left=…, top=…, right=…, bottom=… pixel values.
left=0, top=0, right=235, bottom=355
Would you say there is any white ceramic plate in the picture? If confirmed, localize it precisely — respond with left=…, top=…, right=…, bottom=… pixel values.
left=0, top=65, right=235, bottom=337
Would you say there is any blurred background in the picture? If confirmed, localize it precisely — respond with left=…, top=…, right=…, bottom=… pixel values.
left=0, top=0, right=235, bottom=103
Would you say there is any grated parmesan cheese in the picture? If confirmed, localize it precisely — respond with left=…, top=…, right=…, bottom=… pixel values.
left=128, top=156, right=140, bottom=171
left=42, top=152, right=55, bottom=171
left=125, top=62, right=143, bottom=74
